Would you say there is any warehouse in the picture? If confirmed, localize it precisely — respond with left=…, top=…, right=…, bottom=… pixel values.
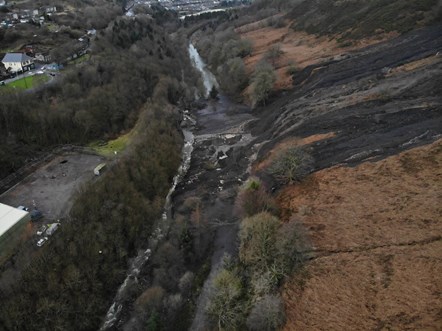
left=0, top=202, right=31, bottom=261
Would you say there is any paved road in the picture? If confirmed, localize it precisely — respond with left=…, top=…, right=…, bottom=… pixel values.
left=0, top=63, right=58, bottom=86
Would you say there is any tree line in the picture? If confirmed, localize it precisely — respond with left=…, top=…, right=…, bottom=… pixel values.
left=0, top=11, right=198, bottom=180
left=0, top=6, right=202, bottom=330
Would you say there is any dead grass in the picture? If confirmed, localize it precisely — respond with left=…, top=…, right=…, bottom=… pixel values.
left=254, top=133, right=336, bottom=172
left=387, top=54, right=442, bottom=76
left=277, top=140, right=442, bottom=330
left=239, top=23, right=399, bottom=91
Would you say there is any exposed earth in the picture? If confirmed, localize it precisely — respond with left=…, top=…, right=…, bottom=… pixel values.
left=0, top=152, right=105, bottom=221
left=237, top=16, right=400, bottom=90
left=245, top=24, right=442, bottom=331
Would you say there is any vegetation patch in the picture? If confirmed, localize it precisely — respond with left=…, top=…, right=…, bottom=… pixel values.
left=268, top=146, right=314, bottom=184
left=288, top=0, right=441, bottom=40
left=1, top=75, right=50, bottom=91
left=89, top=131, right=132, bottom=157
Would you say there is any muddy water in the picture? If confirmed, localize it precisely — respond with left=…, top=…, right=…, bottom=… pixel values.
left=182, top=45, right=256, bottom=331
left=101, top=43, right=255, bottom=330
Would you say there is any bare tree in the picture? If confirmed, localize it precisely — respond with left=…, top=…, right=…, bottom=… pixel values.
left=246, top=294, right=286, bottom=331
left=268, top=147, right=314, bottom=184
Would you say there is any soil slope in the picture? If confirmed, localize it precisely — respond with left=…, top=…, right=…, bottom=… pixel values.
left=279, top=140, right=442, bottom=330
left=237, top=18, right=398, bottom=90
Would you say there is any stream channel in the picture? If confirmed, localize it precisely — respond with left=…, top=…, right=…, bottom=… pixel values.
left=100, top=43, right=256, bottom=330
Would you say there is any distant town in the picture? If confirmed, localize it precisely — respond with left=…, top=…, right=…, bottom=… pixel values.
left=132, top=0, right=250, bottom=16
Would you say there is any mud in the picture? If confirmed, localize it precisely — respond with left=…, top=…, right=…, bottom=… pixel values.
left=251, top=25, right=442, bottom=174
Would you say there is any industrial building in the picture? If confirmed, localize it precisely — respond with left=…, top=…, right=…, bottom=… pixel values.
left=0, top=202, right=31, bottom=261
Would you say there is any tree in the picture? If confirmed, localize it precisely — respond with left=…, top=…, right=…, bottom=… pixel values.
left=246, top=294, right=286, bottom=331
left=209, top=86, right=219, bottom=99
left=250, top=62, right=276, bottom=107
left=206, top=268, right=245, bottom=330
left=268, top=147, right=314, bottom=184
left=239, top=212, right=280, bottom=271
left=221, top=57, right=248, bottom=96
left=234, top=177, right=277, bottom=218
left=264, top=43, right=283, bottom=66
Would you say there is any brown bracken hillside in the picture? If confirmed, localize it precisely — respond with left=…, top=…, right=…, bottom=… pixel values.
left=278, top=140, right=442, bottom=330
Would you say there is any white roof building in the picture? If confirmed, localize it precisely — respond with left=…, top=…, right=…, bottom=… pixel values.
left=0, top=202, right=30, bottom=239
left=2, top=53, right=35, bottom=73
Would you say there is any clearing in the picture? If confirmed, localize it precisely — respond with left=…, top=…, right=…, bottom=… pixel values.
left=0, top=152, right=105, bottom=221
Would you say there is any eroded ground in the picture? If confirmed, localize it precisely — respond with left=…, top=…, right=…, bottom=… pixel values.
left=279, top=141, right=442, bottom=330
left=237, top=17, right=398, bottom=90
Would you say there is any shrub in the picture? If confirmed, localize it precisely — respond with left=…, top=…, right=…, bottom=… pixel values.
left=268, top=147, right=314, bottom=184
left=206, top=268, right=245, bottom=330
left=246, top=294, right=286, bottom=331
left=239, top=212, right=280, bottom=271
left=250, top=62, right=276, bottom=107
left=135, top=286, right=165, bottom=313
left=264, top=44, right=284, bottom=66
left=234, top=177, right=277, bottom=218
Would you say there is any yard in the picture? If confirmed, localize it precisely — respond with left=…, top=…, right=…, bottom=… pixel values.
left=0, top=74, right=50, bottom=91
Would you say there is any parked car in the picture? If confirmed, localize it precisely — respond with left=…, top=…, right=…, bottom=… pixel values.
left=36, top=237, right=48, bottom=247
left=36, top=225, right=47, bottom=236
left=17, top=205, right=29, bottom=211
left=46, top=223, right=60, bottom=236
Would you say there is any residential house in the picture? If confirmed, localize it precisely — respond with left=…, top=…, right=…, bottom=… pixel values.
left=35, top=52, right=51, bottom=63
left=1, top=53, right=35, bottom=73
left=44, top=6, right=57, bottom=13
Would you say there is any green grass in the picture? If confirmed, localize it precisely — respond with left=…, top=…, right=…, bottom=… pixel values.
left=89, top=132, right=132, bottom=157
left=0, top=74, right=50, bottom=92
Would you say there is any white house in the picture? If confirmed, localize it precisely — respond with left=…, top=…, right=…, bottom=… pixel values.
left=1, top=53, right=35, bottom=73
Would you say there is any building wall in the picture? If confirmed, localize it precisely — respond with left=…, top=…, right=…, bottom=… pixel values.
left=0, top=213, right=31, bottom=264
left=2, top=59, right=34, bottom=73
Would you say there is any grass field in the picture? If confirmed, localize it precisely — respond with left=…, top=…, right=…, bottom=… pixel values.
left=89, top=131, right=133, bottom=157
left=0, top=74, right=50, bottom=91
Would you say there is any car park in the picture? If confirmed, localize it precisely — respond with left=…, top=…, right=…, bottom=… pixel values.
left=30, top=209, right=43, bottom=221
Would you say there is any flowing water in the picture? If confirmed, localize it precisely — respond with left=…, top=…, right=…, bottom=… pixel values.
left=101, top=43, right=250, bottom=330
left=100, top=119, right=194, bottom=331
left=188, top=44, right=218, bottom=97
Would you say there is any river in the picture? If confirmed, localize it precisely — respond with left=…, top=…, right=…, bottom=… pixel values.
left=100, top=43, right=255, bottom=330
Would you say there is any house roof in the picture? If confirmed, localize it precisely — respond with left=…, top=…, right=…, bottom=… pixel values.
left=0, top=203, right=29, bottom=238
left=2, top=53, right=34, bottom=63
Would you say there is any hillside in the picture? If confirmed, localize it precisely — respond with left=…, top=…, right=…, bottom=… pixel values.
left=187, top=0, right=442, bottom=330
left=280, top=140, right=441, bottom=330
left=0, top=0, right=440, bottom=330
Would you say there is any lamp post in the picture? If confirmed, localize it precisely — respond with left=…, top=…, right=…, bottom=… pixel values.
left=21, top=63, right=28, bottom=89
